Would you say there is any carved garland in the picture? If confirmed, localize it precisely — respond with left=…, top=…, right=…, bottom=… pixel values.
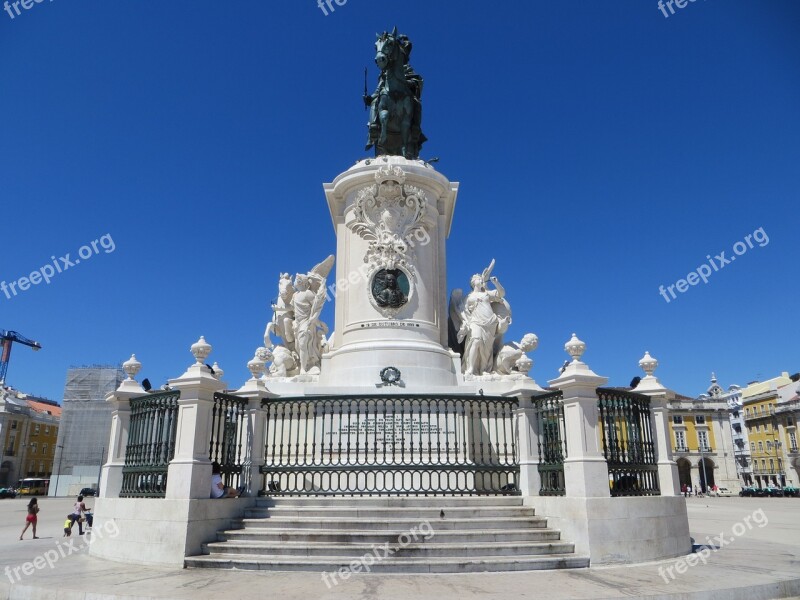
left=348, top=165, right=432, bottom=318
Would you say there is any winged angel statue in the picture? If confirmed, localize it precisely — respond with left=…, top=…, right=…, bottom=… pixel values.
left=448, top=259, right=512, bottom=377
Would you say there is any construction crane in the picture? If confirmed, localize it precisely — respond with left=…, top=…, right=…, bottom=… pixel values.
left=0, top=330, right=42, bottom=386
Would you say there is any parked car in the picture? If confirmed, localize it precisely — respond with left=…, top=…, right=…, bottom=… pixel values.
left=764, top=485, right=784, bottom=497
left=709, top=486, right=734, bottom=497
left=739, top=486, right=765, bottom=497
left=0, top=488, right=17, bottom=499
left=79, top=487, right=98, bottom=497
left=783, top=486, right=800, bottom=498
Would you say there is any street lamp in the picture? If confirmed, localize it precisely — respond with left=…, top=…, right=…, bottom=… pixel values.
left=53, top=445, right=64, bottom=497
left=0, top=442, right=6, bottom=488
left=699, top=442, right=709, bottom=493
left=95, top=445, right=105, bottom=493
left=771, top=414, right=784, bottom=487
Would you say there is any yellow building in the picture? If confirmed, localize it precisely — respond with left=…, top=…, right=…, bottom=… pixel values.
left=0, top=388, right=61, bottom=487
left=667, top=380, right=739, bottom=493
left=742, top=372, right=796, bottom=488
left=776, top=380, right=800, bottom=486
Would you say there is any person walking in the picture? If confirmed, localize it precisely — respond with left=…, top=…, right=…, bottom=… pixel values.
left=70, top=495, right=89, bottom=535
left=20, top=497, right=40, bottom=540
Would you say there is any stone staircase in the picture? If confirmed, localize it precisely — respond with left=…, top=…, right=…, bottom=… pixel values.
left=185, top=496, right=589, bottom=573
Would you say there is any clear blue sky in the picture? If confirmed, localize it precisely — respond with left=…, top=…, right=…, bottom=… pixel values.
left=1, top=0, right=798, bottom=402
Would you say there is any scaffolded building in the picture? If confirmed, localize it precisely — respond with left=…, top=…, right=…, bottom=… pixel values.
left=49, top=366, right=124, bottom=497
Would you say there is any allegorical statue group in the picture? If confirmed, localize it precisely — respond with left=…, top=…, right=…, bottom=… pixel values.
left=261, top=256, right=334, bottom=378
left=447, top=260, right=538, bottom=379
left=260, top=254, right=536, bottom=380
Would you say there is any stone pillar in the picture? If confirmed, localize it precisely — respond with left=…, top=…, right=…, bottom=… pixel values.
left=516, top=395, right=542, bottom=497
left=319, top=156, right=462, bottom=389
left=234, top=352, right=275, bottom=496
left=548, top=334, right=610, bottom=498
left=99, top=355, right=145, bottom=499
left=633, top=351, right=680, bottom=496
left=165, top=337, right=225, bottom=500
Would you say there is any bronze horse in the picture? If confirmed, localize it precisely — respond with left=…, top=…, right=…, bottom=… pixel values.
left=364, top=28, right=426, bottom=159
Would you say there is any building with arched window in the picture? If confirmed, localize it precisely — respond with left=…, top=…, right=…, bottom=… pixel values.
left=667, top=375, right=739, bottom=493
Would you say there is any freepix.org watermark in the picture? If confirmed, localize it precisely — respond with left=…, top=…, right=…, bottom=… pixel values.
left=316, top=0, right=347, bottom=17
left=320, top=519, right=435, bottom=588
left=1, top=234, right=116, bottom=301
left=3, top=0, right=54, bottom=20
left=658, top=227, right=768, bottom=304
left=5, top=519, right=120, bottom=584
left=658, top=508, right=768, bottom=583
left=657, top=0, right=705, bottom=19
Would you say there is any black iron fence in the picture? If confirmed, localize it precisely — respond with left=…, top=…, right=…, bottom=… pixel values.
left=120, top=390, right=180, bottom=498
left=597, top=388, right=660, bottom=496
left=533, top=390, right=567, bottom=496
left=210, top=392, right=248, bottom=490
left=259, top=394, right=519, bottom=496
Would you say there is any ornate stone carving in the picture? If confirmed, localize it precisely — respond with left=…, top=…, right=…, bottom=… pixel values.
left=122, top=354, right=141, bottom=381
left=349, top=165, right=432, bottom=282
left=261, top=345, right=299, bottom=378
left=494, top=333, right=538, bottom=376
left=190, top=336, right=212, bottom=365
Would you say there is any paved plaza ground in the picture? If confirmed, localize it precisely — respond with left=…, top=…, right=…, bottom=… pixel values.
left=0, top=495, right=797, bottom=599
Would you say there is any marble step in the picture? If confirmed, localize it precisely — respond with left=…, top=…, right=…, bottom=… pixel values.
left=256, top=496, right=524, bottom=508
left=185, top=552, right=591, bottom=573
left=245, top=505, right=535, bottom=519
left=234, top=515, right=548, bottom=531
left=218, top=527, right=561, bottom=544
left=202, top=540, right=575, bottom=558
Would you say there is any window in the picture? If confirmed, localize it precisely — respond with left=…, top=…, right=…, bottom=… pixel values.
left=758, top=441, right=764, bottom=453
left=42, top=444, right=48, bottom=456
left=696, top=415, right=706, bottom=424
left=790, top=431, right=798, bottom=451
left=751, top=442, right=756, bottom=452
left=698, top=431, right=710, bottom=451
left=766, top=441, right=773, bottom=453
left=38, top=461, right=44, bottom=474
left=33, top=424, right=40, bottom=435
left=788, top=417, right=795, bottom=426
left=673, top=415, right=683, bottom=425
left=761, top=459, right=767, bottom=470
left=10, top=421, right=17, bottom=430
left=30, top=443, right=37, bottom=454
left=44, top=426, right=50, bottom=434
left=675, top=431, right=687, bottom=450
left=769, top=459, right=774, bottom=471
